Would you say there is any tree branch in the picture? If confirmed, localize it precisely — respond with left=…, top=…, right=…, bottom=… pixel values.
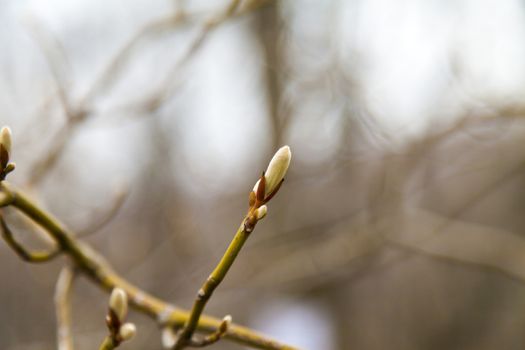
left=172, top=221, right=251, bottom=349
left=1, top=182, right=298, bottom=350
left=55, top=266, right=76, bottom=350
left=0, top=213, right=61, bottom=263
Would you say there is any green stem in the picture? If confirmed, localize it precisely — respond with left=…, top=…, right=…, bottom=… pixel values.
left=99, top=336, right=116, bottom=350
left=173, top=221, right=250, bottom=349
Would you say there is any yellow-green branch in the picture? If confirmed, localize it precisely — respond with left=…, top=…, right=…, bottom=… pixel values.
left=2, top=183, right=298, bottom=350
left=173, top=221, right=251, bottom=349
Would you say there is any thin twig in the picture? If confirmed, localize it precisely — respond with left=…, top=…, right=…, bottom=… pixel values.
left=27, top=120, right=83, bottom=186
left=77, top=187, right=128, bottom=237
left=125, top=0, right=271, bottom=115
left=0, top=213, right=61, bottom=263
left=55, top=266, right=76, bottom=350
left=187, top=315, right=231, bottom=347
left=81, top=12, right=187, bottom=105
left=172, top=221, right=250, bottom=349
left=24, top=17, right=74, bottom=118
left=98, top=336, right=117, bottom=350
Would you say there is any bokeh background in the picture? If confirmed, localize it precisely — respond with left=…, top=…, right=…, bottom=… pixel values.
left=2, top=0, right=525, bottom=349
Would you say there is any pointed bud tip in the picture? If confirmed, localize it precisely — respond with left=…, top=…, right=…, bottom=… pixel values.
left=219, top=315, right=232, bottom=333
left=223, top=314, right=232, bottom=325
left=279, top=145, right=291, bottom=157
left=0, top=127, right=12, bottom=154
left=263, top=145, right=291, bottom=196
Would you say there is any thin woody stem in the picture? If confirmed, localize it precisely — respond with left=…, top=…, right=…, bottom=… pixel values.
left=0, top=213, right=61, bottom=263
left=172, top=219, right=252, bottom=349
left=55, top=266, right=75, bottom=350
left=1, top=183, right=298, bottom=350
left=99, top=336, right=117, bottom=350
left=188, top=330, right=227, bottom=347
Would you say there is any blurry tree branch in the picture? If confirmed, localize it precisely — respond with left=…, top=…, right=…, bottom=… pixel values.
left=384, top=207, right=525, bottom=283
left=0, top=211, right=60, bottom=263
left=127, top=0, right=273, bottom=115
left=76, top=185, right=128, bottom=237
left=255, top=2, right=290, bottom=150
left=236, top=112, right=525, bottom=292
left=25, top=17, right=74, bottom=118
left=55, top=266, right=76, bottom=350
left=26, top=0, right=274, bottom=187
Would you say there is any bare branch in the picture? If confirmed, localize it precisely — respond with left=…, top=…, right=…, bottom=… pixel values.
left=187, top=315, right=231, bottom=347
left=0, top=212, right=61, bottom=263
left=77, top=186, right=129, bottom=237
left=55, top=266, right=76, bottom=350
left=24, top=17, right=75, bottom=119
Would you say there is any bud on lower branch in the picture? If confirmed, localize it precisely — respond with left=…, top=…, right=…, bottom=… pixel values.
left=1, top=127, right=11, bottom=155
left=0, top=127, right=14, bottom=181
left=106, top=288, right=136, bottom=346
left=109, top=288, right=128, bottom=323
left=219, top=315, right=232, bottom=334
left=119, top=323, right=137, bottom=341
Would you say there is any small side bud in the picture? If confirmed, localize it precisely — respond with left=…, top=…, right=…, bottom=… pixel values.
left=255, top=205, right=267, bottom=220
left=161, top=327, right=177, bottom=349
left=219, top=315, right=232, bottom=333
left=4, top=163, right=15, bottom=175
left=109, top=288, right=128, bottom=322
left=119, top=323, right=136, bottom=341
left=0, top=127, right=12, bottom=154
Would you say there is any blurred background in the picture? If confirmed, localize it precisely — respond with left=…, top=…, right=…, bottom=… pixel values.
left=1, top=0, right=525, bottom=349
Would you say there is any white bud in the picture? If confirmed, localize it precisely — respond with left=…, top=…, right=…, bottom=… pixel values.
left=161, top=327, right=177, bottom=348
left=255, top=205, right=267, bottom=220
left=254, top=146, right=291, bottom=197
left=109, top=288, right=128, bottom=322
left=0, top=127, right=12, bottom=154
left=119, top=322, right=136, bottom=341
